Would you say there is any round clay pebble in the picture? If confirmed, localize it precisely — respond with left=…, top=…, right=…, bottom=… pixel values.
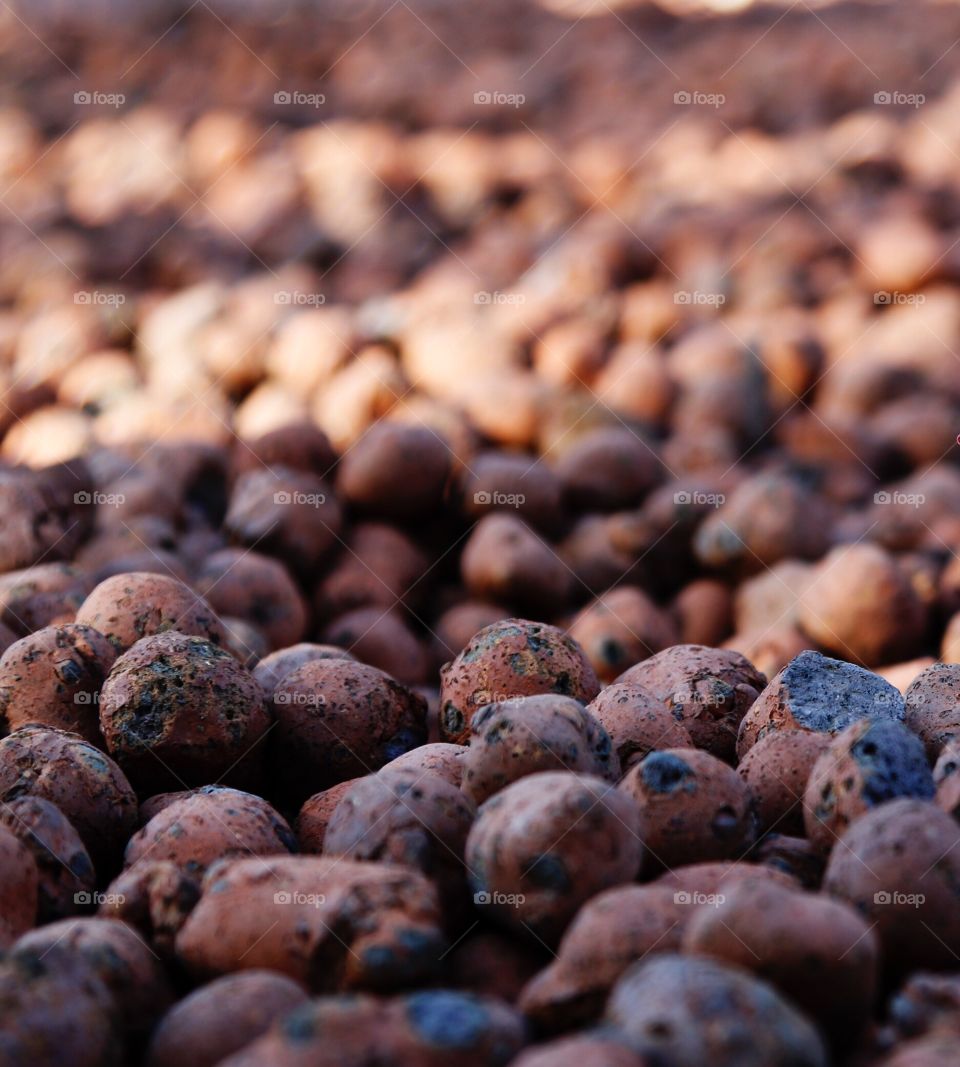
left=465, top=771, right=643, bottom=944
left=0, top=952, right=117, bottom=1067
left=803, top=719, right=935, bottom=854
left=461, top=694, right=618, bottom=805
left=694, top=472, right=832, bottom=574
left=322, top=606, right=431, bottom=686
left=324, top=768, right=475, bottom=912
left=0, top=795, right=94, bottom=921
left=13, top=916, right=173, bottom=1041
left=217, top=990, right=526, bottom=1067
left=295, top=779, right=362, bottom=853
left=438, top=618, right=599, bottom=744
left=904, top=663, right=960, bottom=759
left=0, top=623, right=115, bottom=745
left=519, top=884, right=685, bottom=1032
left=798, top=543, right=926, bottom=667
left=75, top=572, right=225, bottom=653
left=272, top=659, right=427, bottom=803
left=877, top=1036, right=960, bottom=1067
left=0, top=562, right=90, bottom=635
left=824, top=798, right=960, bottom=976
left=432, top=601, right=506, bottom=663
left=737, top=731, right=831, bottom=836
left=253, top=642, right=355, bottom=699
left=124, top=785, right=296, bottom=878
left=315, top=522, right=429, bottom=619
left=0, top=822, right=38, bottom=947
left=510, top=1034, right=651, bottom=1067
left=461, top=449, right=564, bottom=532
left=933, top=739, right=960, bottom=818
left=220, top=616, right=269, bottom=668
left=145, top=971, right=308, bottom=1067
left=568, top=588, right=679, bottom=684
left=231, top=421, right=336, bottom=482
left=0, top=724, right=136, bottom=871
left=737, top=649, right=906, bottom=760
left=443, top=928, right=547, bottom=1004
left=460, top=513, right=572, bottom=615
left=753, top=835, right=825, bottom=890
left=336, top=421, right=452, bottom=519
left=605, top=953, right=827, bottom=1067
left=586, top=683, right=691, bottom=771
left=98, top=859, right=200, bottom=956
left=98, top=631, right=271, bottom=794
left=617, top=644, right=766, bottom=763
left=673, top=578, right=733, bottom=648
left=175, top=855, right=445, bottom=991
left=224, top=467, right=343, bottom=578
left=619, top=748, right=755, bottom=871
left=941, top=612, right=960, bottom=664
left=195, top=549, right=307, bottom=651
left=555, top=426, right=660, bottom=511
left=888, top=970, right=960, bottom=1042
left=383, top=742, right=466, bottom=787
left=682, top=878, right=877, bottom=1042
